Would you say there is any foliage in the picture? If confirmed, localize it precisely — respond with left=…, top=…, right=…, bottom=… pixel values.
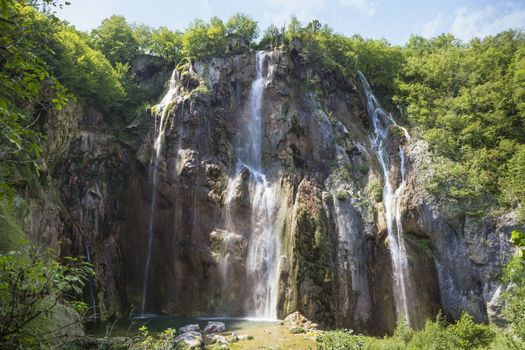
left=316, top=329, right=365, bottom=350
left=394, top=31, right=525, bottom=212
left=502, top=230, right=525, bottom=346
left=135, top=326, right=176, bottom=350
left=225, top=13, right=258, bottom=49
left=0, top=0, right=69, bottom=199
left=149, top=26, right=183, bottom=63
left=0, top=247, right=93, bottom=349
left=181, top=17, right=227, bottom=60
left=91, top=15, right=140, bottom=65
left=393, top=313, right=413, bottom=344
left=259, top=24, right=285, bottom=49
left=446, top=313, right=495, bottom=350
left=53, top=26, right=125, bottom=108
left=368, top=179, right=383, bottom=202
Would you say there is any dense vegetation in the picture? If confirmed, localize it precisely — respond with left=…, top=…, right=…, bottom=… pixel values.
left=1, top=0, right=524, bottom=349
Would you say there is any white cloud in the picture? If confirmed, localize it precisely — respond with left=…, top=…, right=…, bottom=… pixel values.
left=339, top=0, right=376, bottom=16
left=420, top=13, right=443, bottom=38
left=450, top=4, right=525, bottom=41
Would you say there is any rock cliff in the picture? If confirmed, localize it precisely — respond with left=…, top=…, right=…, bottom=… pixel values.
left=24, top=49, right=522, bottom=335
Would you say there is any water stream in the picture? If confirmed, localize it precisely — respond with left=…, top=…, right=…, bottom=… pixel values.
left=141, top=69, right=179, bottom=315
left=358, top=72, right=413, bottom=325
left=82, top=237, right=97, bottom=320
left=223, top=51, right=282, bottom=319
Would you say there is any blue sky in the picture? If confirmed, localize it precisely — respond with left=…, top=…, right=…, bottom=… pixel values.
left=57, top=0, right=525, bottom=45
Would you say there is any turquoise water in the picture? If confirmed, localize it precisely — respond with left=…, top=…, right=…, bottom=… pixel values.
left=86, top=315, right=276, bottom=338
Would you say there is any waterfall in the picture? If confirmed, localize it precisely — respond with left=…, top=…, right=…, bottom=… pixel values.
left=141, top=69, right=179, bottom=315
left=82, top=237, right=97, bottom=320
left=358, top=72, right=413, bottom=324
left=223, top=51, right=282, bottom=319
left=331, top=145, right=371, bottom=323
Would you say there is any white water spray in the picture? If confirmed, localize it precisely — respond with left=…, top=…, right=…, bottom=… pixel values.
left=223, top=51, right=282, bottom=319
left=141, top=69, right=179, bottom=314
left=358, top=72, right=413, bottom=324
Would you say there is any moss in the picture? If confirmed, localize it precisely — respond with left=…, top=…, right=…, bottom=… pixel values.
left=336, top=189, right=348, bottom=201
left=289, top=326, right=306, bottom=334
left=368, top=180, right=383, bottom=202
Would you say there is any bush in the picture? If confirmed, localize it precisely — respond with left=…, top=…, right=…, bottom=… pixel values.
left=0, top=247, right=93, bottom=349
left=316, top=329, right=365, bottom=350
left=135, top=326, right=176, bottom=350
left=447, top=313, right=495, bottom=350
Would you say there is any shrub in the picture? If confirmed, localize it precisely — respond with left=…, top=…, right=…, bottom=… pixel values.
left=135, top=326, right=177, bottom=350
left=447, top=313, right=495, bottom=350
left=0, top=247, right=93, bottom=349
left=316, top=329, right=365, bottom=350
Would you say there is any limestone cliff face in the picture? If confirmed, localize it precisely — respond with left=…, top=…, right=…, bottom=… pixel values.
left=25, top=49, right=522, bottom=335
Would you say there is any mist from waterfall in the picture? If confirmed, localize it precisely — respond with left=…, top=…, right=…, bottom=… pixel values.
left=358, top=71, right=413, bottom=325
left=223, top=51, right=282, bottom=320
left=141, top=69, right=179, bottom=314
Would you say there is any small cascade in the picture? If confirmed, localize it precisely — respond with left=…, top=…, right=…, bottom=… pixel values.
left=358, top=72, right=413, bottom=324
left=223, top=51, right=282, bottom=319
left=82, top=237, right=97, bottom=320
left=330, top=145, right=371, bottom=323
left=141, top=69, right=179, bottom=315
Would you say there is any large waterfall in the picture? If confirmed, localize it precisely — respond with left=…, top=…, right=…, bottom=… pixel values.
left=141, top=69, right=179, bottom=314
left=358, top=72, right=414, bottom=325
left=223, top=51, right=282, bottom=319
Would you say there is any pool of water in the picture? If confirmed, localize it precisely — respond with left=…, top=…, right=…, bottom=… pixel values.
left=86, top=315, right=276, bottom=338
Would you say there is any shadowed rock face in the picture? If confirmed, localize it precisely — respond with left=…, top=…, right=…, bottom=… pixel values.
left=26, top=51, right=521, bottom=335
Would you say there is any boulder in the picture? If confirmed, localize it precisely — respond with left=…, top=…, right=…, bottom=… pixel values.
left=174, top=331, right=203, bottom=349
left=210, top=334, right=229, bottom=345
left=283, top=312, right=319, bottom=331
left=203, top=321, right=226, bottom=334
left=179, top=324, right=201, bottom=334
left=230, top=332, right=239, bottom=342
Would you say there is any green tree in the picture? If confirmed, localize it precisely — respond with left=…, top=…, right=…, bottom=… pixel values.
left=0, top=0, right=69, bottom=199
left=91, top=15, right=140, bottom=65
left=150, top=26, right=182, bottom=62
left=225, top=13, right=258, bottom=48
left=54, top=27, right=125, bottom=108
left=181, top=17, right=227, bottom=59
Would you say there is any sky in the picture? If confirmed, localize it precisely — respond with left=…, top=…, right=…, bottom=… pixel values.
left=56, top=0, right=525, bottom=45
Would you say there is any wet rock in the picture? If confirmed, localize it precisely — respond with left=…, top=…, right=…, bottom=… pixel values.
left=209, top=334, right=229, bottom=345
left=174, top=331, right=203, bottom=349
left=203, top=321, right=226, bottom=334
left=230, top=332, right=239, bottom=342
left=179, top=324, right=201, bottom=334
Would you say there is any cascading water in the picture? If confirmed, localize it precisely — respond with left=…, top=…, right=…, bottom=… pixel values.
left=223, top=51, right=282, bottom=319
left=141, top=69, right=179, bottom=314
left=358, top=72, right=414, bottom=324
left=82, top=237, right=97, bottom=320
left=330, top=145, right=371, bottom=322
